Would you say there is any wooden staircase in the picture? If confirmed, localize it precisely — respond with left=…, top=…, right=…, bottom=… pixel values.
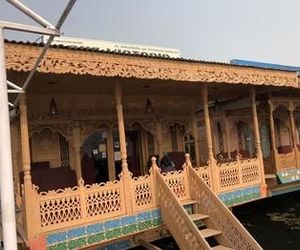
left=182, top=199, right=233, bottom=249
left=155, top=162, right=263, bottom=250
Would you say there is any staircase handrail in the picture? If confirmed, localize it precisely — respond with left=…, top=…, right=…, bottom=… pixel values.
left=188, top=164, right=263, bottom=250
left=155, top=165, right=210, bottom=250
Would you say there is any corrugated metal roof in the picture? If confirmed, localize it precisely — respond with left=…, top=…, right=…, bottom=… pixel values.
left=230, top=59, right=300, bottom=72
left=4, top=39, right=298, bottom=73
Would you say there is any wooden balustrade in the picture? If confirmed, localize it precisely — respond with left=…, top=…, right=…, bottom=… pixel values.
left=132, top=174, right=156, bottom=212
left=192, top=156, right=261, bottom=194
left=38, top=178, right=126, bottom=233
left=23, top=154, right=264, bottom=239
left=188, top=164, right=263, bottom=250
left=193, top=166, right=211, bottom=187
left=161, top=166, right=190, bottom=201
left=217, top=156, right=261, bottom=193
left=156, top=161, right=210, bottom=250
left=275, top=150, right=297, bottom=172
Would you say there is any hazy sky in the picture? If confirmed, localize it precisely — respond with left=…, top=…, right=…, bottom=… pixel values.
left=1, top=0, right=300, bottom=65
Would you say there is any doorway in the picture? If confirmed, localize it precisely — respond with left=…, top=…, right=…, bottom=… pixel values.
left=114, top=130, right=143, bottom=178
left=81, top=130, right=109, bottom=184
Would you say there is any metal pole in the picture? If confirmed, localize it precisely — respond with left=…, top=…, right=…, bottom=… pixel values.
left=0, top=21, right=59, bottom=36
left=6, top=0, right=55, bottom=29
left=0, top=27, right=18, bottom=250
left=13, top=0, right=77, bottom=106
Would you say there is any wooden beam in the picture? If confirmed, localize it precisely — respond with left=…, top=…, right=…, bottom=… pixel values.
left=137, top=238, right=162, bottom=250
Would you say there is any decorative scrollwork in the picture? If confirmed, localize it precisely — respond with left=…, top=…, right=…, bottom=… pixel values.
left=5, top=43, right=298, bottom=87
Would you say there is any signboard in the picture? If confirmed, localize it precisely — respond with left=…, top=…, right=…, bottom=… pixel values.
left=43, top=36, right=180, bottom=58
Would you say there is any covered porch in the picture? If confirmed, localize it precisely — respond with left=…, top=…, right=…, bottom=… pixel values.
left=5, top=41, right=299, bottom=249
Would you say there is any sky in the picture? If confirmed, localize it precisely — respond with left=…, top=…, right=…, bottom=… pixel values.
left=1, top=0, right=300, bottom=65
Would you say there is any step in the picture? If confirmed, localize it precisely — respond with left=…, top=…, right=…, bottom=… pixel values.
left=199, top=228, right=222, bottom=238
left=265, top=174, right=277, bottom=179
left=189, top=213, right=209, bottom=221
left=212, top=245, right=234, bottom=250
left=180, top=199, right=198, bottom=206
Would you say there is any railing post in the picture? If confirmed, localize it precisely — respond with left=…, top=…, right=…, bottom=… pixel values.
left=149, top=156, right=160, bottom=207
left=250, top=87, right=267, bottom=196
left=202, top=84, right=219, bottom=192
left=185, top=153, right=192, bottom=168
left=185, top=153, right=194, bottom=198
left=19, top=94, right=40, bottom=240
left=182, top=154, right=191, bottom=198
left=122, top=165, right=134, bottom=214
left=78, top=178, right=87, bottom=220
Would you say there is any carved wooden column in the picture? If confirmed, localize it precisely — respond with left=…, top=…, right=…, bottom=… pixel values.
left=268, top=100, right=278, bottom=172
left=114, top=81, right=133, bottom=214
left=20, top=95, right=32, bottom=188
left=114, top=82, right=128, bottom=169
left=202, top=84, right=218, bottom=192
left=10, top=122, right=21, bottom=208
left=249, top=88, right=267, bottom=195
left=106, top=126, right=116, bottom=181
left=19, top=94, right=39, bottom=239
left=156, top=119, right=163, bottom=158
left=288, top=102, right=299, bottom=168
left=223, top=112, right=231, bottom=160
left=72, top=121, right=82, bottom=181
left=192, top=116, right=200, bottom=166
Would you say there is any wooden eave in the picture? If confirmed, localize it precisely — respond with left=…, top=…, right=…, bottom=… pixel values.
left=4, top=42, right=299, bottom=88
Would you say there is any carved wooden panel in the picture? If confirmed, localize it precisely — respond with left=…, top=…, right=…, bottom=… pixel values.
left=5, top=43, right=298, bottom=87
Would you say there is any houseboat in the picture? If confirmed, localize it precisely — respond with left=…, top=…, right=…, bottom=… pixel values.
left=4, top=39, right=300, bottom=249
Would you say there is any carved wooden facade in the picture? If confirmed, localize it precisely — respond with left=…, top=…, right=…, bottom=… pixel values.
left=5, top=41, right=300, bottom=249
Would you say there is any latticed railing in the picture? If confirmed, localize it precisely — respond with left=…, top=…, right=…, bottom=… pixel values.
left=276, top=150, right=297, bottom=171
left=193, top=166, right=211, bottom=187
left=132, top=174, right=156, bottom=212
left=25, top=154, right=264, bottom=239
left=39, top=186, right=82, bottom=231
left=161, top=167, right=190, bottom=201
left=156, top=165, right=210, bottom=250
left=38, top=179, right=126, bottom=232
left=188, top=165, right=262, bottom=250
left=32, top=167, right=158, bottom=234
left=218, top=157, right=261, bottom=193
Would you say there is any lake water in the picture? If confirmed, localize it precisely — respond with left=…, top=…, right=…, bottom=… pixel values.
left=234, top=190, right=300, bottom=250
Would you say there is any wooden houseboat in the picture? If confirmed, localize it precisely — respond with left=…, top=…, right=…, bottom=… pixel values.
left=4, top=40, right=300, bottom=249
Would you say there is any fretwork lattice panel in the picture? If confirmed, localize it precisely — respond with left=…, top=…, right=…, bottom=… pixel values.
left=194, top=167, right=211, bottom=187
left=40, top=194, right=81, bottom=229
left=241, top=162, right=260, bottom=184
left=86, top=184, right=122, bottom=218
left=133, top=176, right=154, bottom=210
left=277, top=152, right=296, bottom=171
left=162, top=170, right=188, bottom=200
left=219, top=166, right=239, bottom=190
